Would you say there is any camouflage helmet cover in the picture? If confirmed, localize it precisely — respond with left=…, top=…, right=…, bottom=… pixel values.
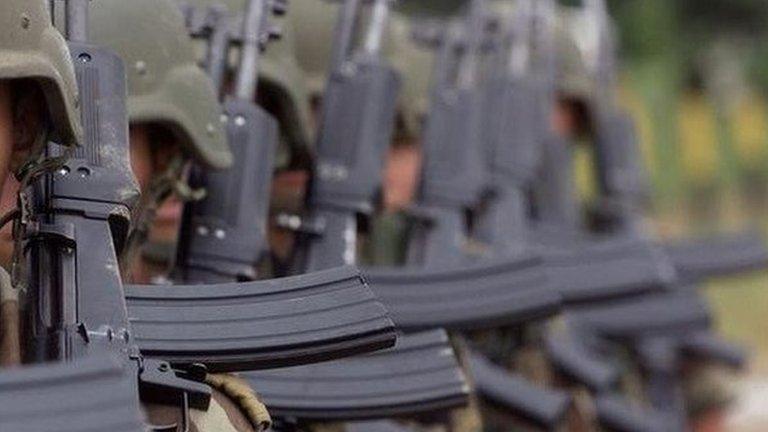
left=0, top=0, right=82, bottom=146
left=91, top=0, right=231, bottom=169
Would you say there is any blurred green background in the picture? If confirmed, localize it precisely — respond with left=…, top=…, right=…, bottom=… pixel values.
left=596, top=0, right=768, bottom=381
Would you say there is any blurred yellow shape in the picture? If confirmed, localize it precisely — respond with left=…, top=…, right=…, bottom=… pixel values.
left=679, top=92, right=719, bottom=184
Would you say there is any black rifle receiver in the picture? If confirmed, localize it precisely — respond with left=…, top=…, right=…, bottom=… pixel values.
left=299, top=0, right=401, bottom=271
left=406, top=7, right=491, bottom=267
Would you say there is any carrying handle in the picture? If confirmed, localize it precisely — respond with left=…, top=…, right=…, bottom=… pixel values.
left=234, top=0, right=266, bottom=100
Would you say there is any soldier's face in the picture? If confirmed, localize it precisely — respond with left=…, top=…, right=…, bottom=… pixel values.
left=0, top=81, right=47, bottom=267
left=129, top=124, right=184, bottom=283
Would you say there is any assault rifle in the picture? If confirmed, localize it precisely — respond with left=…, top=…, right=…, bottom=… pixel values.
left=295, top=0, right=401, bottom=272
left=169, top=0, right=470, bottom=423
left=405, top=5, right=489, bottom=268
left=21, top=1, right=208, bottom=430
left=174, top=0, right=281, bottom=283
left=126, top=0, right=398, bottom=369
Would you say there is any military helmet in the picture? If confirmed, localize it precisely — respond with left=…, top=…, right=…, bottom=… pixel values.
left=0, top=0, right=82, bottom=147
left=179, top=0, right=313, bottom=166
left=91, top=0, right=231, bottom=169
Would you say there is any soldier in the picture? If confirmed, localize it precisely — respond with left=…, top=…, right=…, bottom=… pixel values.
left=0, top=0, right=82, bottom=367
left=89, top=1, right=271, bottom=430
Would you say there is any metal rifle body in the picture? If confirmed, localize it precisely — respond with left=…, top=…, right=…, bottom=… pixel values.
left=473, top=0, right=539, bottom=255
left=406, top=15, right=488, bottom=268
left=175, top=0, right=279, bottom=283
left=300, top=0, right=401, bottom=272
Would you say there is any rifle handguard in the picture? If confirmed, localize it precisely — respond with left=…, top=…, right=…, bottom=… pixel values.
left=125, top=266, right=397, bottom=371
left=245, top=330, right=469, bottom=420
